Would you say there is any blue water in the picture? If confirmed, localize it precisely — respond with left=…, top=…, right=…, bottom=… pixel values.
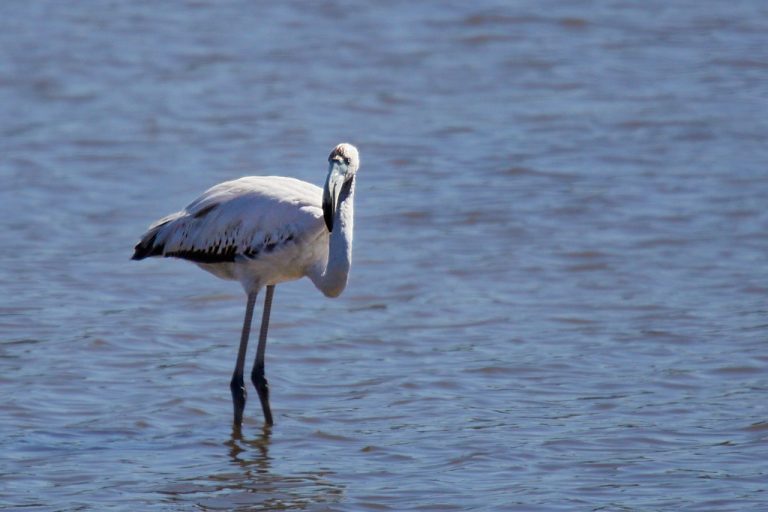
left=1, top=1, right=767, bottom=510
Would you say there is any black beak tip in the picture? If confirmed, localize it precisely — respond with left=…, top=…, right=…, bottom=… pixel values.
left=323, top=201, right=334, bottom=232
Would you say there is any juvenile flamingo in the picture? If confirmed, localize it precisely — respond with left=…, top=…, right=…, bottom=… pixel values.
left=132, top=143, right=360, bottom=426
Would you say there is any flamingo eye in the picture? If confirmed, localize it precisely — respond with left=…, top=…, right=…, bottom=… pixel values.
left=343, top=157, right=351, bottom=165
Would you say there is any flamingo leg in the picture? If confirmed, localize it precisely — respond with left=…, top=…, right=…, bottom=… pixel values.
left=251, top=284, right=275, bottom=426
left=231, top=291, right=258, bottom=426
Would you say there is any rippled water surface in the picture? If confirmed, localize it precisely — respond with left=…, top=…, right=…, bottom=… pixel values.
left=2, top=1, right=767, bottom=510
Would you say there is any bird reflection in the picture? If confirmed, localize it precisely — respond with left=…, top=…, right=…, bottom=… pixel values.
left=226, top=424, right=272, bottom=470
left=159, top=426, right=343, bottom=510
left=201, top=426, right=344, bottom=510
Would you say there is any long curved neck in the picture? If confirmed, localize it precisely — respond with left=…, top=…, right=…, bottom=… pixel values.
left=312, top=177, right=355, bottom=297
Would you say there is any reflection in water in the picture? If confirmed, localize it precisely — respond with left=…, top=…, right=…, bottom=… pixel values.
left=226, top=424, right=271, bottom=475
left=160, top=427, right=344, bottom=511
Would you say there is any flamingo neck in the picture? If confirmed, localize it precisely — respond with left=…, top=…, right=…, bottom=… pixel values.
left=313, top=177, right=354, bottom=297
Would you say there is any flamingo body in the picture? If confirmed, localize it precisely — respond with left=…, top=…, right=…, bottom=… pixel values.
left=133, top=176, right=329, bottom=292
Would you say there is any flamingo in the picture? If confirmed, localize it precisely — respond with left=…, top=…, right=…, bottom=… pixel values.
left=132, top=143, right=360, bottom=426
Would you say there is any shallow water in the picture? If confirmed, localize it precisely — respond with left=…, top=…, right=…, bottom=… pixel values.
left=2, top=1, right=767, bottom=510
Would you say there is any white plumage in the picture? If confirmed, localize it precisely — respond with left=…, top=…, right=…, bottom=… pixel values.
left=142, top=177, right=327, bottom=287
left=133, top=143, right=360, bottom=427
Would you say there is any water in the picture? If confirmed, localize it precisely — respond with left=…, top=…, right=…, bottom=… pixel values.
left=2, top=1, right=767, bottom=510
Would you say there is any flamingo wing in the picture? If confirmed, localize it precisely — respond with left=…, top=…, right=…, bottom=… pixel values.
left=132, top=176, right=325, bottom=264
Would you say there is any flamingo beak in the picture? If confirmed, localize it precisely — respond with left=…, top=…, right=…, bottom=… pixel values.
left=323, top=159, right=347, bottom=232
